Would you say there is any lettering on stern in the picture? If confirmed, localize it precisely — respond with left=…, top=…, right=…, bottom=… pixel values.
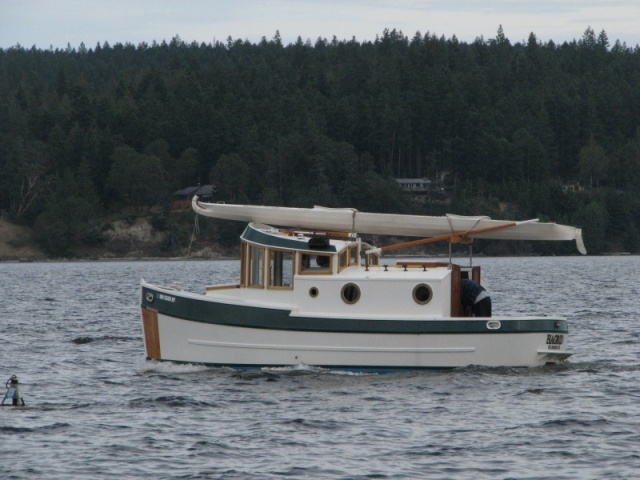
left=546, top=334, right=564, bottom=350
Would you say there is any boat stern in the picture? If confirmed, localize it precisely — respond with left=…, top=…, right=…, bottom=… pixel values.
left=536, top=329, right=572, bottom=364
left=537, top=350, right=572, bottom=364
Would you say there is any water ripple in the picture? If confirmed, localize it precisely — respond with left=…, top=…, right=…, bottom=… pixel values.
left=1, top=258, right=639, bottom=479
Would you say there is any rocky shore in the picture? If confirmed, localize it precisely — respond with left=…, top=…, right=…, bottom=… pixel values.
left=0, top=217, right=45, bottom=260
left=0, top=216, right=235, bottom=262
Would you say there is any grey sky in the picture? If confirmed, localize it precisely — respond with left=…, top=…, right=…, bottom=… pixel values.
left=2, top=0, right=639, bottom=50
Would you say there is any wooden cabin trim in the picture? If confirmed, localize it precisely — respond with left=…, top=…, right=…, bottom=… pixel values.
left=240, top=242, right=247, bottom=287
left=298, top=252, right=334, bottom=275
left=338, top=249, right=349, bottom=273
left=206, top=284, right=241, bottom=291
left=450, top=264, right=461, bottom=317
left=267, top=248, right=295, bottom=290
left=472, top=265, right=481, bottom=283
left=247, top=244, right=266, bottom=288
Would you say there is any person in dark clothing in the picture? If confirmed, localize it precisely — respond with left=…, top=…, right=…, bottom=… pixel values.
left=460, top=278, right=492, bottom=317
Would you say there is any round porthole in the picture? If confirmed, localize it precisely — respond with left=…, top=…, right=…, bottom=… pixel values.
left=309, top=286, right=319, bottom=298
left=341, top=283, right=361, bottom=304
left=412, top=284, right=433, bottom=305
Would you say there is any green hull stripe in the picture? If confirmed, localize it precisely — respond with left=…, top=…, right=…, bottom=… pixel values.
left=141, top=286, right=568, bottom=335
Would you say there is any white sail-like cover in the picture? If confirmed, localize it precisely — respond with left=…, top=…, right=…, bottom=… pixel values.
left=193, top=198, right=586, bottom=254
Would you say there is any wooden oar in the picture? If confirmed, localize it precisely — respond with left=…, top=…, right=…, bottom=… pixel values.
left=369, top=219, right=538, bottom=254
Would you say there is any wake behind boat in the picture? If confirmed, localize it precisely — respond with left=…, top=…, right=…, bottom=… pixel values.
left=140, top=199, right=585, bottom=371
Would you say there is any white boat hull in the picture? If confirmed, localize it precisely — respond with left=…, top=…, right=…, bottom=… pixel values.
left=141, top=284, right=571, bottom=370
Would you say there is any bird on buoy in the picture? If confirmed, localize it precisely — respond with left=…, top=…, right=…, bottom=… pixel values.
left=1, top=375, right=26, bottom=407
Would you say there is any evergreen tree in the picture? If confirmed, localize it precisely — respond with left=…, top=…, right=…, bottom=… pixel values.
left=34, top=164, right=103, bottom=255
left=2, top=27, right=640, bottom=255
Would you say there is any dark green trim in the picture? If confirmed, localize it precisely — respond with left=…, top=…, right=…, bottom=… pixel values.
left=241, top=224, right=337, bottom=252
left=141, top=285, right=569, bottom=335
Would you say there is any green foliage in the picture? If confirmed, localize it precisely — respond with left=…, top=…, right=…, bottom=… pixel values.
left=210, top=153, right=250, bottom=203
left=34, top=166, right=103, bottom=256
left=105, top=146, right=168, bottom=209
left=578, top=137, right=609, bottom=189
left=2, top=28, right=640, bottom=255
left=575, top=200, right=609, bottom=254
left=1, top=137, right=51, bottom=222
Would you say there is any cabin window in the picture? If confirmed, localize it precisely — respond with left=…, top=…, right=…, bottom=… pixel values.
left=338, top=249, right=349, bottom=272
left=341, top=283, right=361, bottom=304
left=366, top=253, right=379, bottom=266
left=248, top=245, right=265, bottom=287
left=269, top=249, right=294, bottom=289
left=348, top=246, right=359, bottom=266
left=299, top=253, right=332, bottom=274
left=413, top=284, right=433, bottom=305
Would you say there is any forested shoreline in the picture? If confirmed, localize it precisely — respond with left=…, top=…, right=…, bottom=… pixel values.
left=1, top=27, right=640, bottom=257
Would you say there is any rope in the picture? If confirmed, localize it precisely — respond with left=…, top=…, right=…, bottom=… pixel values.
left=175, top=214, right=201, bottom=291
left=185, top=214, right=200, bottom=258
left=446, top=214, right=482, bottom=264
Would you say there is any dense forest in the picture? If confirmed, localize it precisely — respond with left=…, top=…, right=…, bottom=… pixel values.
left=1, top=26, right=640, bottom=256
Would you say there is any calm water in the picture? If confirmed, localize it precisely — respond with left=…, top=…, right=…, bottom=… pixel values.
left=1, top=256, right=639, bottom=479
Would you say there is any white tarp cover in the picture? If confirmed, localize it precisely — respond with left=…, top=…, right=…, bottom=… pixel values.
left=193, top=199, right=586, bottom=254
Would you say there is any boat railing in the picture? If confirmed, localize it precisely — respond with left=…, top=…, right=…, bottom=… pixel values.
left=206, top=284, right=241, bottom=291
left=395, top=261, right=452, bottom=271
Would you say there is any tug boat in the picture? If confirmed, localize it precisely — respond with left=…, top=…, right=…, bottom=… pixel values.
left=140, top=198, right=586, bottom=371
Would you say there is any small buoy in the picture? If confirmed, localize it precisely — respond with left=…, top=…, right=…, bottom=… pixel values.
left=1, top=375, right=26, bottom=407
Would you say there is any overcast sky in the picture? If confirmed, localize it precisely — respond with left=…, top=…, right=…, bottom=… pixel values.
left=2, top=0, right=640, bottom=50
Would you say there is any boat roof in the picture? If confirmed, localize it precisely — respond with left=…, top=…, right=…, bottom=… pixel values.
left=242, top=223, right=349, bottom=252
left=194, top=198, right=586, bottom=254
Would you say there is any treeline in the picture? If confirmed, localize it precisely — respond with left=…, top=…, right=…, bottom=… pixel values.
left=1, top=27, right=640, bottom=256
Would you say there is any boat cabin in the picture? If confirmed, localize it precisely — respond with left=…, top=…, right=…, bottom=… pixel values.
left=212, top=222, right=480, bottom=318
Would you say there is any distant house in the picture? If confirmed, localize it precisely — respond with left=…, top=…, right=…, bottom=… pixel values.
left=562, top=183, right=584, bottom=193
left=396, top=178, right=431, bottom=193
left=174, top=184, right=217, bottom=209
